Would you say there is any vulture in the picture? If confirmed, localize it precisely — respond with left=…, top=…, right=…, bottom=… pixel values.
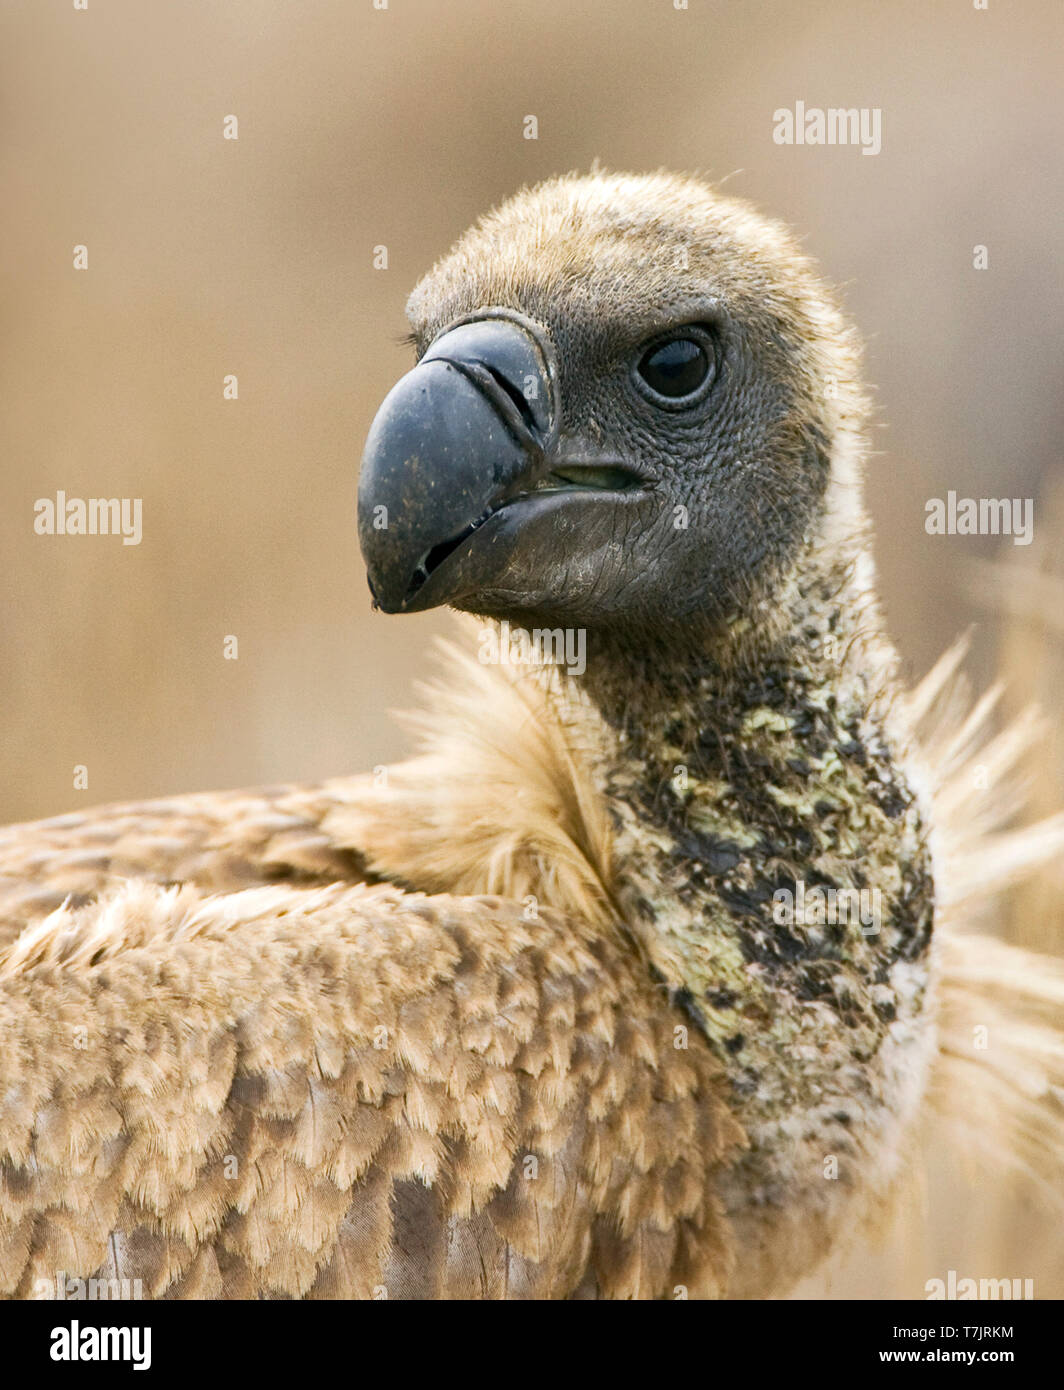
left=2, top=170, right=1063, bottom=1301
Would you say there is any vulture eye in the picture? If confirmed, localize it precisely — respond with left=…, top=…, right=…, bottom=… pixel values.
left=633, top=328, right=716, bottom=406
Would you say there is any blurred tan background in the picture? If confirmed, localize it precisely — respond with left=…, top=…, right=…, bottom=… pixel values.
left=2, top=0, right=1062, bottom=1297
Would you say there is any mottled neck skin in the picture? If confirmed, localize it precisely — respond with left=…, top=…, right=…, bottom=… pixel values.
left=539, top=543, right=937, bottom=1291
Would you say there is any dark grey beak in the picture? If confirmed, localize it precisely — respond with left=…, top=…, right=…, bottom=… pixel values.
left=357, top=314, right=558, bottom=613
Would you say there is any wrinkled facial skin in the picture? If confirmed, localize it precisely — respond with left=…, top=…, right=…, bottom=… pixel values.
left=358, top=177, right=836, bottom=642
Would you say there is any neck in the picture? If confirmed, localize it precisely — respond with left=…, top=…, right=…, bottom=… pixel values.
left=524, top=534, right=937, bottom=1290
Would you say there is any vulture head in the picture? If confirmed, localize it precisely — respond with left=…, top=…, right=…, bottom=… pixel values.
left=358, top=170, right=866, bottom=656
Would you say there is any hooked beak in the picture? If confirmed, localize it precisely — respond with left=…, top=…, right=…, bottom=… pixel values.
left=357, top=311, right=642, bottom=614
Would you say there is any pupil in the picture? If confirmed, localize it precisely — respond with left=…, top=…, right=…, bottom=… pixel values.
left=641, top=338, right=707, bottom=398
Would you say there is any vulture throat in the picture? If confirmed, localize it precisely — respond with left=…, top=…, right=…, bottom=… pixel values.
left=357, top=171, right=936, bottom=1283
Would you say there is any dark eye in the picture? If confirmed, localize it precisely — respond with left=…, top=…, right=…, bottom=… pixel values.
left=633, top=329, right=716, bottom=405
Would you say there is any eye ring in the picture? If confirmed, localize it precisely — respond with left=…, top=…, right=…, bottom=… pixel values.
left=631, top=325, right=719, bottom=408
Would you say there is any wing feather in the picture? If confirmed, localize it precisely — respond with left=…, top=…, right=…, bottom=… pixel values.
left=0, top=879, right=739, bottom=1300
left=0, top=783, right=378, bottom=950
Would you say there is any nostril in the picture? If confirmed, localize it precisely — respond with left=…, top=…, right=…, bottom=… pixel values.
left=484, top=365, right=540, bottom=439
left=434, top=357, right=544, bottom=456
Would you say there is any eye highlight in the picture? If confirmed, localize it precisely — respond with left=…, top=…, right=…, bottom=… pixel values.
left=632, top=327, right=717, bottom=406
